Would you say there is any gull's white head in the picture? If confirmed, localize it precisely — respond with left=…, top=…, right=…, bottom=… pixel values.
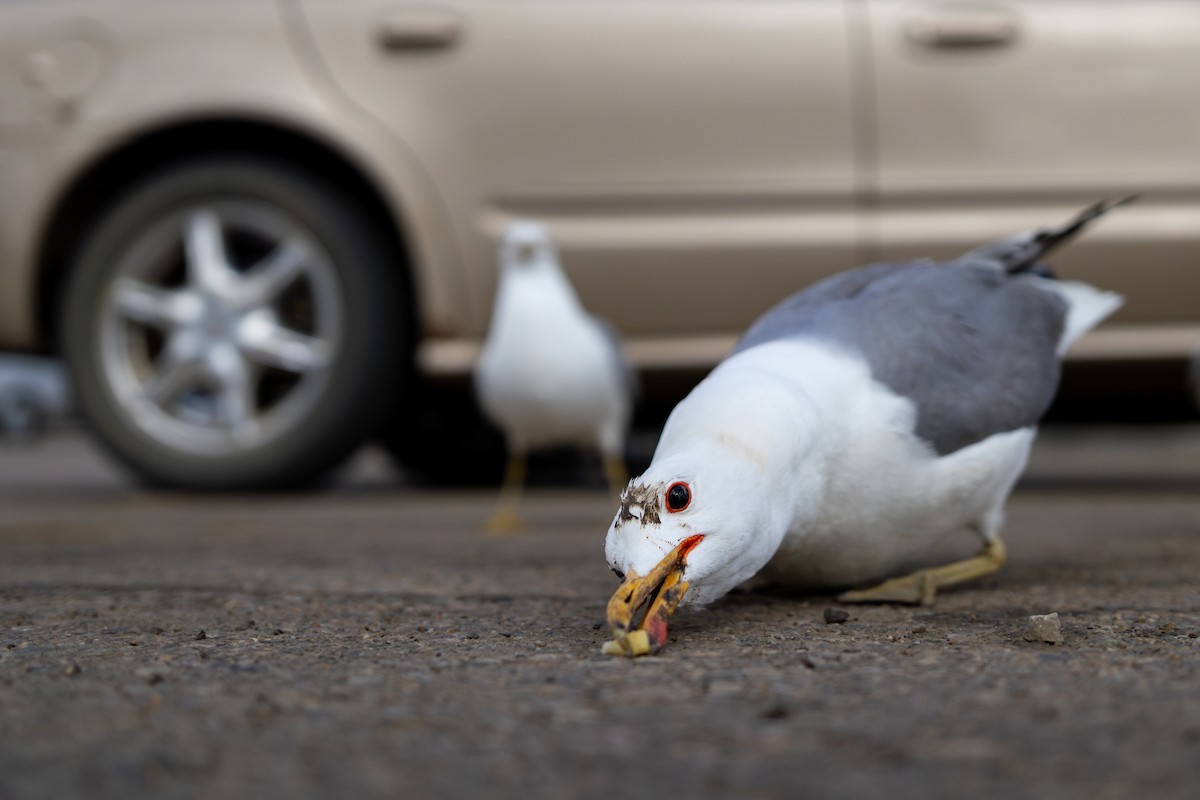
left=605, top=447, right=780, bottom=608
left=601, top=443, right=787, bottom=657
left=499, top=220, right=558, bottom=274
left=601, top=346, right=820, bottom=657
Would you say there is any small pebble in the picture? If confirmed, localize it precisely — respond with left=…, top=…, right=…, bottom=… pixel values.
left=760, top=704, right=790, bottom=720
left=63, top=662, right=82, bottom=677
left=1022, top=612, right=1064, bottom=645
left=823, top=607, right=850, bottom=624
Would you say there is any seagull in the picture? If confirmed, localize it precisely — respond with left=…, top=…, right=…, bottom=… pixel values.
left=603, top=198, right=1133, bottom=657
left=475, top=220, right=634, bottom=532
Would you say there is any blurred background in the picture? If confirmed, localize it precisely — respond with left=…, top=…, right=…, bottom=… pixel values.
left=1, top=0, right=1198, bottom=488
left=3, top=6, right=1200, bottom=800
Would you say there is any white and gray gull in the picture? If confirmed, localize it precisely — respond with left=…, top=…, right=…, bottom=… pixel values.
left=475, top=220, right=634, bottom=532
left=603, top=199, right=1133, bottom=657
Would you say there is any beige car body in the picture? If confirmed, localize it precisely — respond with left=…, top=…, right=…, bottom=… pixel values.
left=2, top=0, right=1199, bottom=379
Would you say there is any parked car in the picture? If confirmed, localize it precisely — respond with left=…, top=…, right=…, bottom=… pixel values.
left=1, top=0, right=1198, bottom=489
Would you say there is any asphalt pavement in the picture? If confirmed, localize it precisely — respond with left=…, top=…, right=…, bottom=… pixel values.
left=1, top=423, right=1198, bottom=800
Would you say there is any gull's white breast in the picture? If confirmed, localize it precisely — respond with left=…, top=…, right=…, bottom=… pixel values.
left=729, top=340, right=1035, bottom=588
left=475, top=269, right=627, bottom=449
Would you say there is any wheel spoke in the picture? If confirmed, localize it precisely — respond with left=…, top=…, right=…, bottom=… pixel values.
left=239, top=239, right=308, bottom=307
left=241, top=320, right=332, bottom=374
left=141, top=359, right=207, bottom=406
left=112, top=278, right=185, bottom=329
left=183, top=211, right=231, bottom=294
left=217, top=368, right=257, bottom=433
left=201, top=344, right=262, bottom=442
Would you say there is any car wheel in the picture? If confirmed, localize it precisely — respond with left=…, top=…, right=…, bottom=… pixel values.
left=381, top=383, right=506, bottom=486
left=1190, top=343, right=1200, bottom=413
left=60, top=156, right=405, bottom=490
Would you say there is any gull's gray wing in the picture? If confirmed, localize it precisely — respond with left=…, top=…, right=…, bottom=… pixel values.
left=590, top=314, right=640, bottom=401
left=734, top=259, right=1068, bottom=455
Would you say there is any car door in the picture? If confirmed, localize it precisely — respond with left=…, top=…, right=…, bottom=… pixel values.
left=862, top=0, right=1200, bottom=329
left=294, top=0, right=861, bottom=342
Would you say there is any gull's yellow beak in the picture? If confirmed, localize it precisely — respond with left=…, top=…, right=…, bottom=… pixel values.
left=602, top=534, right=704, bottom=657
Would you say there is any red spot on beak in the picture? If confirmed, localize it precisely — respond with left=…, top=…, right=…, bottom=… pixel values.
left=678, top=534, right=704, bottom=561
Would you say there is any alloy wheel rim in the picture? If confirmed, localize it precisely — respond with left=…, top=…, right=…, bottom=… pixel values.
left=97, top=201, right=345, bottom=457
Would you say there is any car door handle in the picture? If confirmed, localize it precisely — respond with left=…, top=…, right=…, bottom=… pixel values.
left=906, top=7, right=1018, bottom=48
left=375, top=9, right=463, bottom=52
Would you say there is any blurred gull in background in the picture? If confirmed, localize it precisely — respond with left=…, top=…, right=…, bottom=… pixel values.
left=475, top=221, right=634, bottom=532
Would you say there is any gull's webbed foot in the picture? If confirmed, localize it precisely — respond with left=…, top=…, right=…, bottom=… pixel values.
left=838, top=571, right=938, bottom=605
left=837, top=538, right=1007, bottom=606
left=485, top=509, right=522, bottom=535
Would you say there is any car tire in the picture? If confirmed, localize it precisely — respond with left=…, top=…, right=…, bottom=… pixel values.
left=60, top=155, right=405, bottom=490
left=381, top=383, right=507, bottom=486
left=1190, top=344, right=1200, bottom=413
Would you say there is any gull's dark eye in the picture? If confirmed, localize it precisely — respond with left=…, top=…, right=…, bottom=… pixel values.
left=516, top=242, right=537, bottom=262
left=666, top=481, right=691, bottom=513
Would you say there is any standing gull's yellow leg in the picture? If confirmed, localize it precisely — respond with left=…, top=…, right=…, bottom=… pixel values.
left=603, top=456, right=629, bottom=498
left=838, top=538, right=1007, bottom=606
left=486, top=455, right=527, bottom=535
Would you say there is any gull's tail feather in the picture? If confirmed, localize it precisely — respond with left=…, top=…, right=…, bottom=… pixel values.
left=1040, top=279, right=1125, bottom=355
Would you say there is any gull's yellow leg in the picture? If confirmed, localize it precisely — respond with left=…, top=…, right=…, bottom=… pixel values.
left=486, top=455, right=527, bottom=535
left=838, top=538, right=1007, bottom=606
left=602, top=455, right=628, bottom=498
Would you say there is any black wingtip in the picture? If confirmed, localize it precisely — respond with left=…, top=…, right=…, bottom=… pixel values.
left=1112, top=192, right=1143, bottom=208
left=1076, top=193, right=1141, bottom=226
left=1035, top=194, right=1141, bottom=247
left=1011, top=194, right=1141, bottom=273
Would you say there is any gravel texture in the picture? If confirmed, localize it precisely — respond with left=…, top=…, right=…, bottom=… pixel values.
left=1, top=426, right=1199, bottom=799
